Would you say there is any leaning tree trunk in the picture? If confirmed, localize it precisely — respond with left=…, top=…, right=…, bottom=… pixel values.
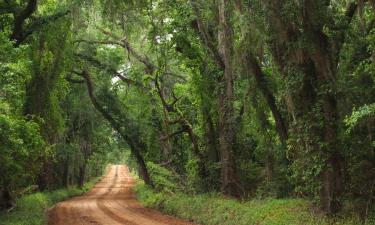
left=127, top=137, right=152, bottom=186
left=80, top=70, right=153, bottom=187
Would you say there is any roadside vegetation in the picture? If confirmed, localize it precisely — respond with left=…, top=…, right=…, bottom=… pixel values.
left=0, top=179, right=98, bottom=225
left=134, top=164, right=375, bottom=225
left=2, top=0, right=375, bottom=224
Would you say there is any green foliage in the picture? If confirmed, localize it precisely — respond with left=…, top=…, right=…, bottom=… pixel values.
left=2, top=0, right=375, bottom=221
left=345, top=104, right=375, bottom=130
left=146, top=162, right=179, bottom=192
left=0, top=111, right=45, bottom=191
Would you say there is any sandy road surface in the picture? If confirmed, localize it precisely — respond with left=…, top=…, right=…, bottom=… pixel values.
left=48, top=165, right=195, bottom=225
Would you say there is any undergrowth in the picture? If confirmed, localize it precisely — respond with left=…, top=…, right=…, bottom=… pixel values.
left=134, top=182, right=374, bottom=225
left=0, top=178, right=99, bottom=225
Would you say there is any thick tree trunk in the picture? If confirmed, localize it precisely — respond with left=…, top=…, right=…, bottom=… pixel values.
left=217, top=0, right=242, bottom=197
left=318, top=89, right=343, bottom=214
left=320, top=153, right=344, bottom=214
left=261, top=0, right=346, bottom=214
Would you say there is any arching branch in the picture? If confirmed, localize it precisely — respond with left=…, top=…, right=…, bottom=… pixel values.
left=97, top=27, right=155, bottom=73
left=75, top=53, right=144, bottom=88
left=9, top=0, right=70, bottom=46
left=75, top=70, right=152, bottom=186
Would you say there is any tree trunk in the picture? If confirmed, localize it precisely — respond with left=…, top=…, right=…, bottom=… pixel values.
left=37, top=162, right=53, bottom=191
left=205, top=114, right=220, bottom=163
left=320, top=153, right=343, bottom=214
left=217, top=0, right=242, bottom=197
left=318, top=88, right=343, bottom=214
left=1, top=188, right=14, bottom=209
left=265, top=152, right=274, bottom=182
left=78, top=163, right=86, bottom=187
left=127, top=138, right=153, bottom=186
left=261, top=0, right=346, bottom=214
left=62, top=158, right=69, bottom=187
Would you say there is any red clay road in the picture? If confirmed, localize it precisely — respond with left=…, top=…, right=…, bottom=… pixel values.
left=48, top=165, right=195, bottom=225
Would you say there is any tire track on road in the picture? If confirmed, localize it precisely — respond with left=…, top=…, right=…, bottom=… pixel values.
left=48, top=165, right=196, bottom=225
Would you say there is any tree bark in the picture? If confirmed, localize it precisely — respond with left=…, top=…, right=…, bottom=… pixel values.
left=261, top=0, right=346, bottom=214
left=217, top=0, right=242, bottom=197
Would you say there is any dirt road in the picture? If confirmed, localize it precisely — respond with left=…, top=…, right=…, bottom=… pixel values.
left=48, top=165, right=195, bottom=225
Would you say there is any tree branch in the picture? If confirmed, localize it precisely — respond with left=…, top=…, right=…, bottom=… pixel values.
left=97, top=27, right=155, bottom=73
left=11, top=0, right=37, bottom=45
left=74, top=39, right=125, bottom=48
left=189, top=0, right=225, bottom=69
left=20, top=10, right=70, bottom=44
left=75, top=53, right=144, bottom=88
left=248, top=55, right=288, bottom=143
left=160, top=129, right=185, bottom=140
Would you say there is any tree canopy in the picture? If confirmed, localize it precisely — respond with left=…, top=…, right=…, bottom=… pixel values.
left=1, top=0, right=375, bottom=220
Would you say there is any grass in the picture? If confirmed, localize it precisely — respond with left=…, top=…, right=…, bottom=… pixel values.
left=0, top=178, right=99, bottom=225
left=133, top=182, right=374, bottom=225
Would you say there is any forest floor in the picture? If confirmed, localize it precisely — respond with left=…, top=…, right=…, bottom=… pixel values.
left=48, top=165, right=195, bottom=225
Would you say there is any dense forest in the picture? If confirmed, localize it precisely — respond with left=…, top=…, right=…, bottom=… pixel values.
left=1, top=0, right=375, bottom=224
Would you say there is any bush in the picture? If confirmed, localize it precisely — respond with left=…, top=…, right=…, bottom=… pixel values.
left=146, top=162, right=180, bottom=192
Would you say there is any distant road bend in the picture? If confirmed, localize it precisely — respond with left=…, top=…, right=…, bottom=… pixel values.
left=48, top=165, right=195, bottom=225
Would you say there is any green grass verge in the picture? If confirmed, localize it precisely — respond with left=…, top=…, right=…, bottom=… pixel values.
left=0, top=179, right=99, bottom=225
left=134, top=183, right=374, bottom=225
